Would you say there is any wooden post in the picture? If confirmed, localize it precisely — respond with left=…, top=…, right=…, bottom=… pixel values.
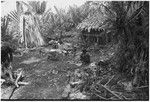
left=23, top=17, right=27, bottom=49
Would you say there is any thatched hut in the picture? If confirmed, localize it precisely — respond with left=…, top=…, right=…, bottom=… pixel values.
left=77, top=9, right=114, bottom=46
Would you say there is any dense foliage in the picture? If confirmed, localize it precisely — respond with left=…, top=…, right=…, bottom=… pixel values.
left=1, top=1, right=149, bottom=100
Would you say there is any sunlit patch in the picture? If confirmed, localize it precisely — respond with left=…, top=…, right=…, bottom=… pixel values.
left=21, top=57, right=42, bottom=64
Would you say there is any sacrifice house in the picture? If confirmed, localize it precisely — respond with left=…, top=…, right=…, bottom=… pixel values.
left=77, top=9, right=115, bottom=46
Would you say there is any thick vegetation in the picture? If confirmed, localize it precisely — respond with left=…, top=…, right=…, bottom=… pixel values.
left=1, top=1, right=149, bottom=100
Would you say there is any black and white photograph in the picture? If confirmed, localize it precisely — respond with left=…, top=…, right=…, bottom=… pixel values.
left=1, top=0, right=149, bottom=101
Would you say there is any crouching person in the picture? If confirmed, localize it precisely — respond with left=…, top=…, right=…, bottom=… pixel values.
left=80, top=49, right=90, bottom=66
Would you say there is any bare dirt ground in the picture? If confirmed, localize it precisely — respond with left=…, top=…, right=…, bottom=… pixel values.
left=0, top=44, right=119, bottom=100
left=1, top=45, right=148, bottom=100
left=1, top=49, right=79, bottom=99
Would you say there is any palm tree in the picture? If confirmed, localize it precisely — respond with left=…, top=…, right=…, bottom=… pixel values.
left=101, top=1, right=149, bottom=85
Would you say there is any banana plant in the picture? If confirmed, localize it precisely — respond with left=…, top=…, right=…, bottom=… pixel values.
left=1, top=16, right=12, bottom=42
left=7, top=1, right=47, bottom=48
left=1, top=16, right=9, bottom=36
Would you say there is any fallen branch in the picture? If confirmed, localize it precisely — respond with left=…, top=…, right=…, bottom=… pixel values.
left=112, top=91, right=122, bottom=95
left=93, top=92, right=108, bottom=100
left=9, top=86, right=18, bottom=99
left=112, top=91, right=127, bottom=100
left=18, top=82, right=29, bottom=85
left=101, top=84, right=122, bottom=100
left=94, top=75, right=110, bottom=85
left=95, top=78, right=103, bottom=85
left=9, top=82, right=28, bottom=99
left=104, top=75, right=115, bottom=86
left=120, top=94, right=128, bottom=100
left=93, top=86, right=107, bottom=96
left=15, top=70, right=23, bottom=87
left=2, top=70, right=29, bottom=87
left=136, top=86, right=148, bottom=89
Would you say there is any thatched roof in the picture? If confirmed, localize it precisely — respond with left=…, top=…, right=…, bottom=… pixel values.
left=77, top=9, right=114, bottom=32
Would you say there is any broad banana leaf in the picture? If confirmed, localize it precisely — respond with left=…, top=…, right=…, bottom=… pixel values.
left=19, top=14, right=45, bottom=46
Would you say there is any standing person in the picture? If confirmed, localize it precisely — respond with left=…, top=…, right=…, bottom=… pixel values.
left=1, top=44, right=15, bottom=82
left=80, top=49, right=91, bottom=66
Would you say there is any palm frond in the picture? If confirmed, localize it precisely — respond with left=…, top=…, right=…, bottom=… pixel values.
left=8, top=10, right=19, bottom=23
left=126, top=1, right=144, bottom=21
left=54, top=6, right=63, bottom=23
left=42, top=8, right=51, bottom=19
left=100, top=2, right=116, bottom=19
left=127, top=6, right=143, bottom=23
